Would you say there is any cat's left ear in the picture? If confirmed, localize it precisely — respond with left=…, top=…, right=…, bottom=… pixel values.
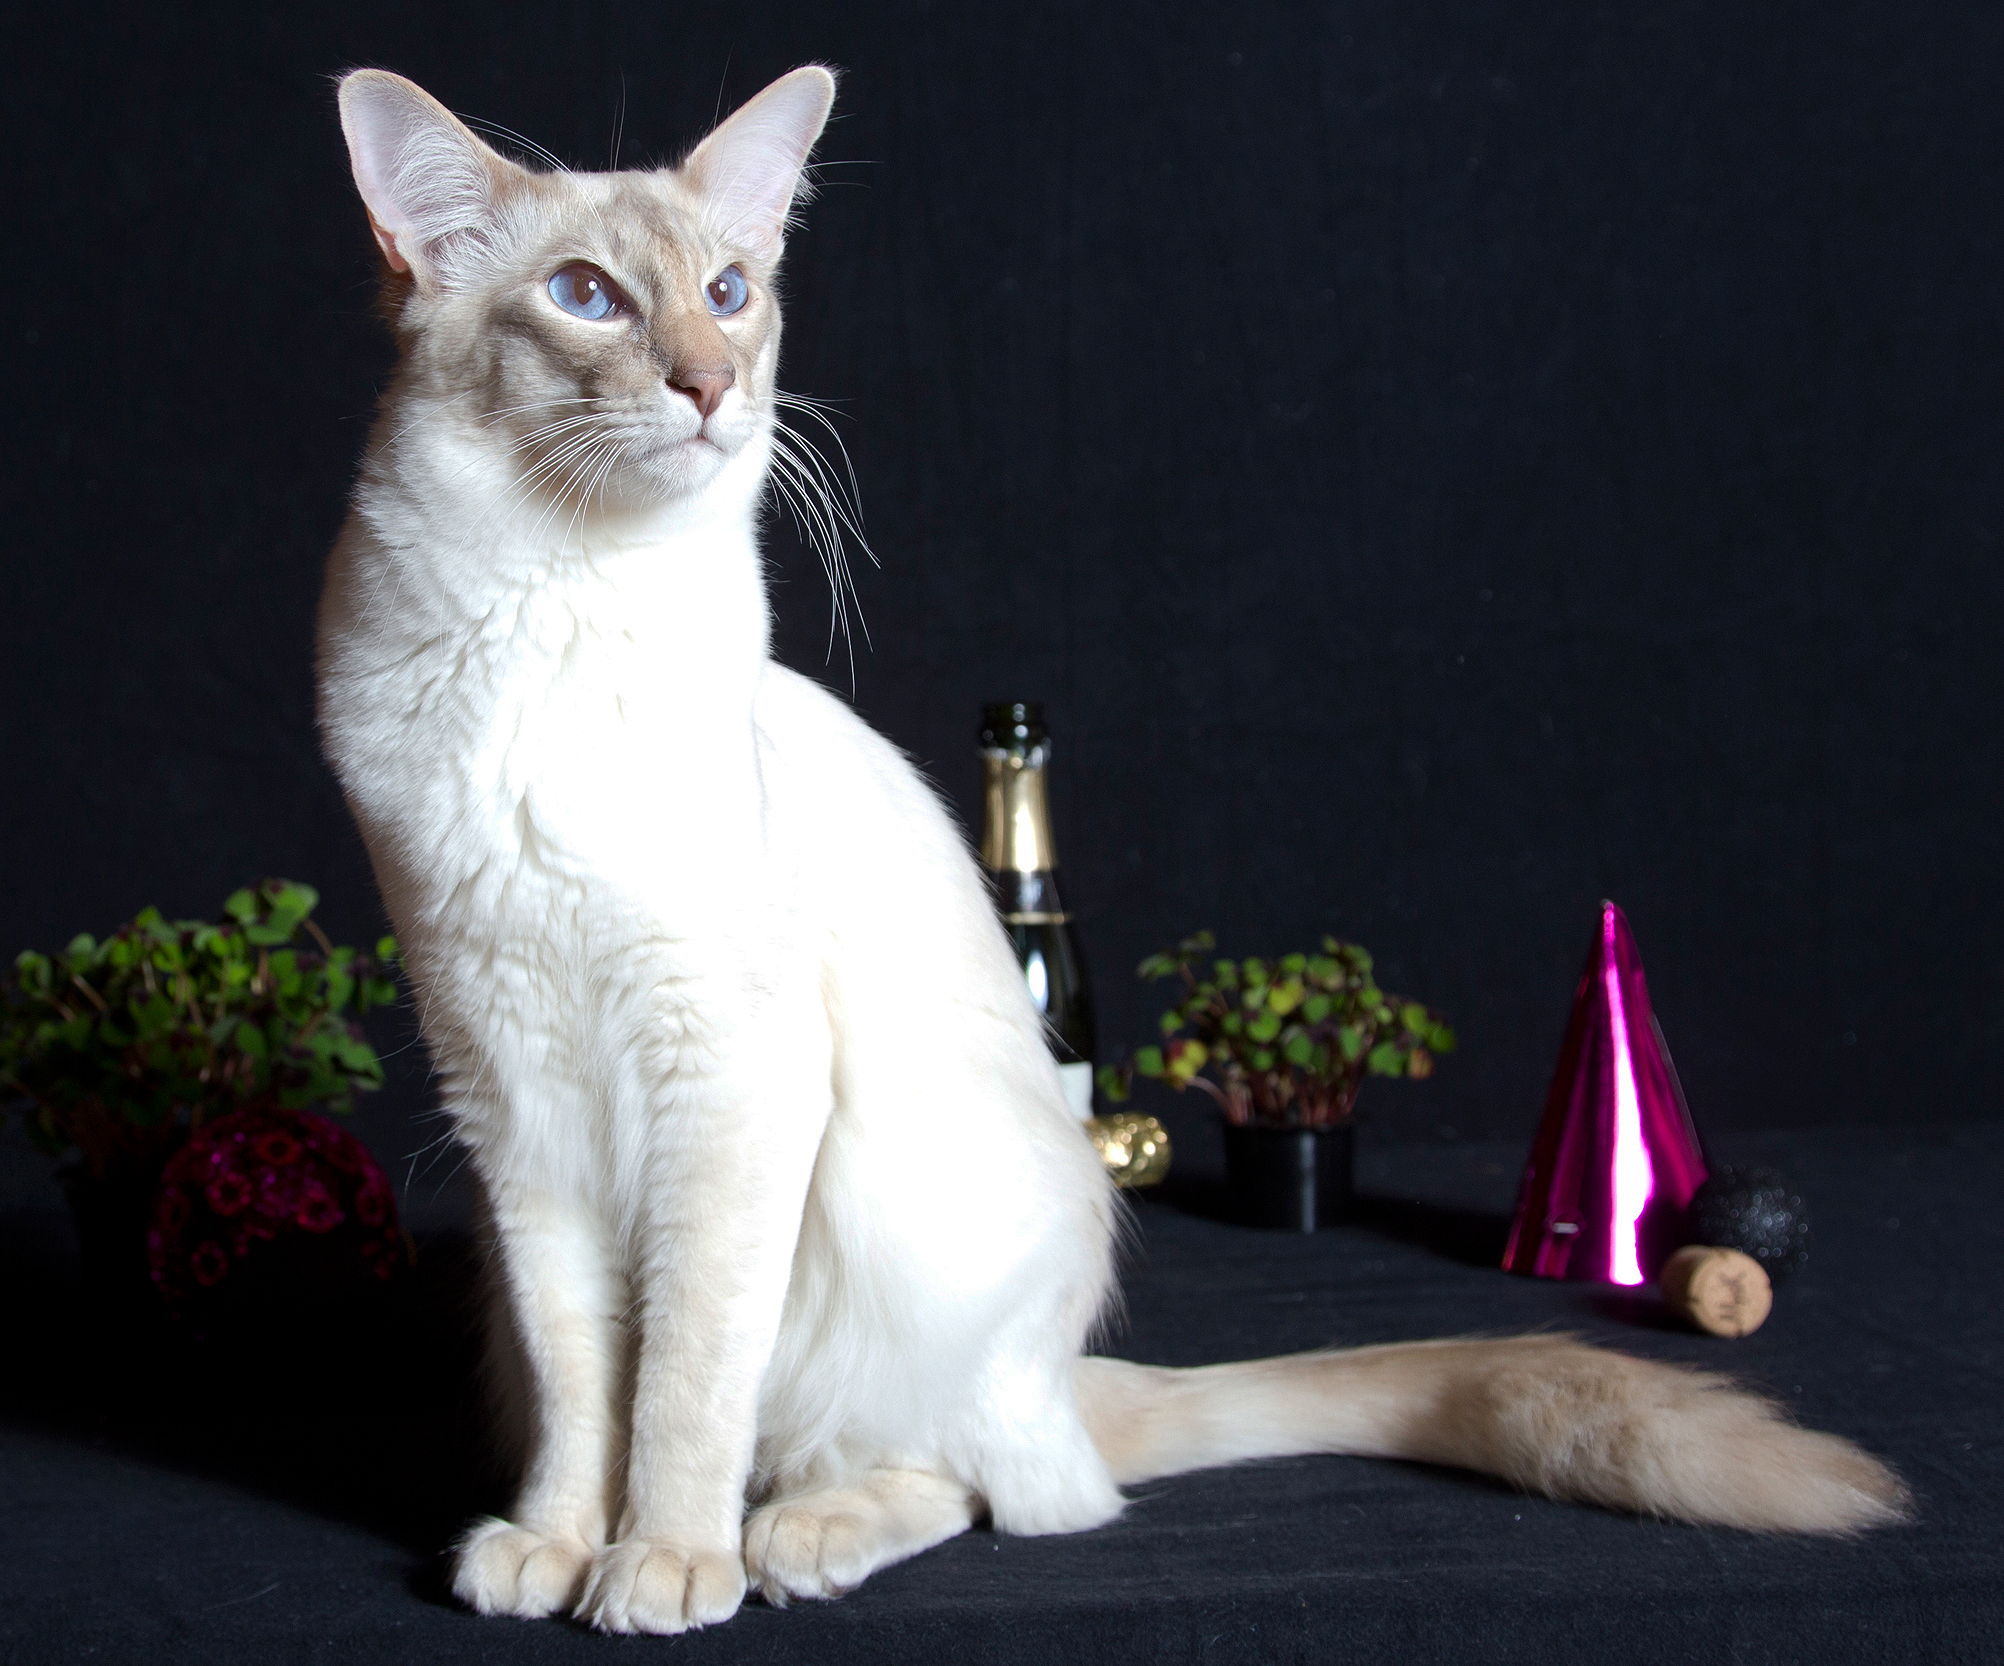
left=682, top=66, right=837, bottom=262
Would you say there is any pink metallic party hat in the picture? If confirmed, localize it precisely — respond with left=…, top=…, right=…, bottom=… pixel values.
left=1502, top=902, right=1708, bottom=1285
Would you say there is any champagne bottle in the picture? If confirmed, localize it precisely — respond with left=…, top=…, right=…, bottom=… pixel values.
left=979, top=701, right=1097, bottom=1121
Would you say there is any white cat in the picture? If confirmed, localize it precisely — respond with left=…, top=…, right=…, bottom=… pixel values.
left=316, top=66, right=1907, bottom=1636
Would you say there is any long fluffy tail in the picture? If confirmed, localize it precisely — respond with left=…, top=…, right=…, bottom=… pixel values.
left=1074, top=1335, right=1909, bottom=1533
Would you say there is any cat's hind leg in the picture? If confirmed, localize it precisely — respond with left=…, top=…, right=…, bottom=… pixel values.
left=744, top=1470, right=979, bottom=1604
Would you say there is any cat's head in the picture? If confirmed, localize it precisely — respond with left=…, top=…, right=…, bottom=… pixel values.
left=337, top=66, right=834, bottom=519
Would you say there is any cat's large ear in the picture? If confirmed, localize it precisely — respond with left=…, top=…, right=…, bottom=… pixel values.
left=682, top=66, right=837, bottom=262
left=337, top=70, right=524, bottom=291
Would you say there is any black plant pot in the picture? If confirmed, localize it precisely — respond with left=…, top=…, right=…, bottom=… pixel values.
left=1222, top=1122, right=1357, bottom=1232
left=56, top=1160, right=164, bottom=1309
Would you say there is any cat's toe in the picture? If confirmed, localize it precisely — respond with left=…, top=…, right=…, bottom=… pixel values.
left=452, top=1518, right=593, bottom=1618
left=744, top=1499, right=871, bottom=1602
left=576, top=1538, right=746, bottom=1635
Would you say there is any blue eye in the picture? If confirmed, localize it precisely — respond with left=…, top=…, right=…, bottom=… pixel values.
left=705, top=265, right=749, bottom=318
left=548, top=262, right=627, bottom=321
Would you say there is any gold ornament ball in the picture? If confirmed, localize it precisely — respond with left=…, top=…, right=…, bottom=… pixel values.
left=1087, top=1112, right=1172, bottom=1188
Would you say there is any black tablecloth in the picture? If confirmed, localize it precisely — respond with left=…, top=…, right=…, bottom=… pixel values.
left=3, top=1120, right=1998, bottom=1664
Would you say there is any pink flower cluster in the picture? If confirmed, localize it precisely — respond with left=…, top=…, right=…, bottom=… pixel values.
left=147, top=1105, right=406, bottom=1306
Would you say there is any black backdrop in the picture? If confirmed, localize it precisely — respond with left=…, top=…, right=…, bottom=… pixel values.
left=3, top=1, right=1999, bottom=1161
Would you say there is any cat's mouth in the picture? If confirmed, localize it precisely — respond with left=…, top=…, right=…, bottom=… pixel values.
left=686, top=414, right=756, bottom=460
left=606, top=420, right=742, bottom=500
left=622, top=415, right=730, bottom=461
left=649, top=407, right=731, bottom=452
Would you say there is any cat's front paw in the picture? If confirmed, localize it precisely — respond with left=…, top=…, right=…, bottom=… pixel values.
left=452, top=1517, right=594, bottom=1618
left=576, top=1538, right=747, bottom=1635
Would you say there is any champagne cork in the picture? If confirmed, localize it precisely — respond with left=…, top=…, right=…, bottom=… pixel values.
left=1659, top=1244, right=1773, bottom=1337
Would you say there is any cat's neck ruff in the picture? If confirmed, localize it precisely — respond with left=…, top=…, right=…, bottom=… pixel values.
left=352, top=396, right=777, bottom=656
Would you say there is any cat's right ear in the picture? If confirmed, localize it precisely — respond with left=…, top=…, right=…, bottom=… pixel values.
left=337, top=70, right=522, bottom=292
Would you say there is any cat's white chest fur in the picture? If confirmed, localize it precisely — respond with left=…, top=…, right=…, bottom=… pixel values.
left=351, top=520, right=767, bottom=876
left=323, top=475, right=1121, bottom=1532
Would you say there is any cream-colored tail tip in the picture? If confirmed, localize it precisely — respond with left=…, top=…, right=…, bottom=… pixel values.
left=1759, top=1449, right=1914, bottom=1535
left=1839, top=1472, right=1916, bottom=1532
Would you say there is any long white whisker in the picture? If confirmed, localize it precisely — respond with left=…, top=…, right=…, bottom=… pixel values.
left=765, top=428, right=867, bottom=679
left=504, top=433, right=609, bottom=554
left=463, top=116, right=572, bottom=174
left=527, top=437, right=612, bottom=553
left=769, top=418, right=875, bottom=657
left=762, top=449, right=840, bottom=642
left=374, top=399, right=613, bottom=516
left=766, top=451, right=848, bottom=653
left=773, top=392, right=873, bottom=548
left=395, top=424, right=595, bottom=539
left=422, top=415, right=618, bottom=557
left=764, top=452, right=835, bottom=584
left=460, top=112, right=612, bottom=240
left=516, top=430, right=612, bottom=499
left=562, top=437, right=626, bottom=554
left=504, top=417, right=603, bottom=452
left=767, top=443, right=849, bottom=623
left=479, top=395, right=614, bottom=427
left=768, top=437, right=843, bottom=564
left=362, top=543, right=406, bottom=621
left=767, top=438, right=846, bottom=591
left=549, top=436, right=622, bottom=553
left=771, top=410, right=872, bottom=557
left=380, top=388, right=476, bottom=450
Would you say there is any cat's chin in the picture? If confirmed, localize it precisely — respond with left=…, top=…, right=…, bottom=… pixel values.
left=622, top=436, right=737, bottom=503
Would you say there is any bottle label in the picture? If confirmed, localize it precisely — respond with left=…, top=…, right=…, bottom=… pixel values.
left=1058, top=1061, right=1094, bottom=1122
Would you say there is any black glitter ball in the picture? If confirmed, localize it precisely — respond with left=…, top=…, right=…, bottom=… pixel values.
left=1689, top=1167, right=1811, bottom=1282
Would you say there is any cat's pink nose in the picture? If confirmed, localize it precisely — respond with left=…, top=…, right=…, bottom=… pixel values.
left=672, top=363, right=735, bottom=421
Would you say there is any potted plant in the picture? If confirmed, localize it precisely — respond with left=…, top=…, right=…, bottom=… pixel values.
left=0, top=880, right=409, bottom=1310
left=1099, top=931, right=1455, bottom=1231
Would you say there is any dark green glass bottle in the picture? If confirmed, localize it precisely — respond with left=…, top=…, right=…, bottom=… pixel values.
left=979, top=701, right=1097, bottom=1120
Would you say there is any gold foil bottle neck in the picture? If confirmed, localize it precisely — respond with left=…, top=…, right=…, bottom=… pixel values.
left=981, top=747, right=1058, bottom=874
